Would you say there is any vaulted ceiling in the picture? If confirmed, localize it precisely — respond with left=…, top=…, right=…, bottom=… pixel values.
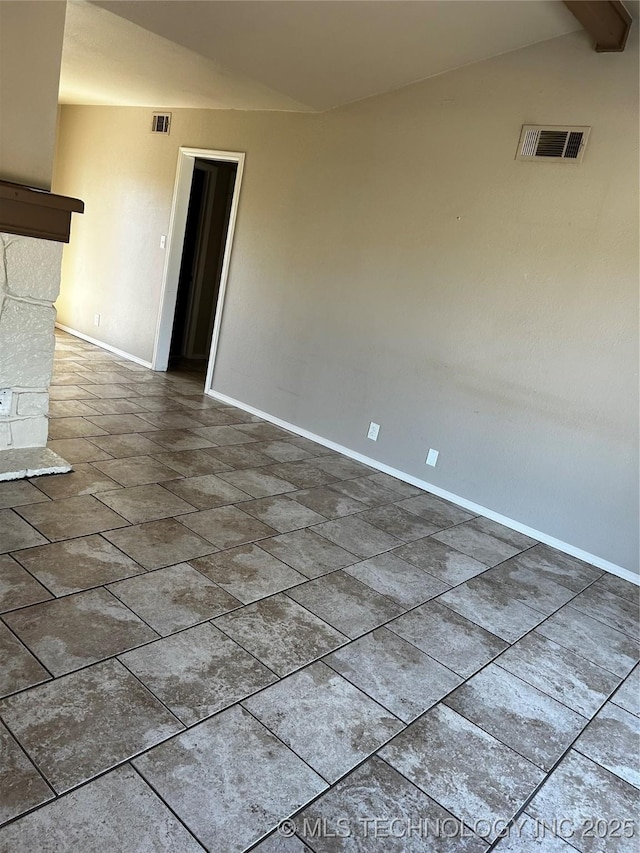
left=60, top=0, right=583, bottom=112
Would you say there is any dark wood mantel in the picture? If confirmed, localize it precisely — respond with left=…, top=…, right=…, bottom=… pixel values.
left=0, top=181, right=84, bottom=243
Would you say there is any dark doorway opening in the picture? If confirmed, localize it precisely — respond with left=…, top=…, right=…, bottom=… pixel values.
left=169, top=158, right=238, bottom=374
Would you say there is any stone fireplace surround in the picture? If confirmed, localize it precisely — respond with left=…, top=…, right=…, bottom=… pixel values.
left=0, top=180, right=83, bottom=480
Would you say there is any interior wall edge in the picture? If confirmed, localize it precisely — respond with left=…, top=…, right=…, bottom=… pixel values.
left=207, top=386, right=639, bottom=585
left=54, top=323, right=153, bottom=369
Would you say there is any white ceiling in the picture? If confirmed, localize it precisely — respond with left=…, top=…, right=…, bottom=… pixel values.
left=60, top=1, right=310, bottom=110
left=60, top=0, right=582, bottom=112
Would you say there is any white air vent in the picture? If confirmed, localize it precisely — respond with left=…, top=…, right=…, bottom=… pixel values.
left=151, top=113, right=171, bottom=135
left=516, top=125, right=590, bottom=163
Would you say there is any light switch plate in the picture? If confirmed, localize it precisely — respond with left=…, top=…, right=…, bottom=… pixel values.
left=0, top=389, right=13, bottom=416
left=426, top=448, right=439, bottom=467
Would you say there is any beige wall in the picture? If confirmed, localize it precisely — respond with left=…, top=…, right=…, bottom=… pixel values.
left=54, top=30, right=639, bottom=573
left=0, top=1, right=66, bottom=189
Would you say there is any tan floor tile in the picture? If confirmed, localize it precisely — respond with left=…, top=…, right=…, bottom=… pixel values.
left=0, top=509, right=47, bottom=553
left=151, top=449, right=233, bottom=478
left=108, top=563, right=240, bottom=634
left=88, top=433, right=166, bottom=459
left=47, top=417, right=108, bottom=440
left=120, top=622, right=276, bottom=725
left=15, top=496, right=128, bottom=542
left=132, top=706, right=325, bottom=852
left=97, top=484, right=196, bottom=524
left=13, top=534, right=144, bottom=596
left=48, top=400, right=100, bottom=418
left=180, top=505, right=277, bottom=549
left=244, top=662, right=403, bottom=782
left=92, top=456, right=182, bottom=486
left=190, top=544, right=306, bottom=604
left=0, top=765, right=203, bottom=851
left=46, top=438, right=112, bottom=463
left=104, top=518, right=217, bottom=569
left=29, top=464, right=121, bottom=500
left=85, top=414, right=159, bottom=434
left=0, top=554, right=53, bottom=611
left=0, top=622, right=50, bottom=698
left=0, top=480, right=50, bottom=510
left=4, top=588, right=157, bottom=675
left=0, top=721, right=53, bottom=825
left=215, top=593, right=346, bottom=676
left=0, top=659, right=182, bottom=793
left=163, top=473, right=251, bottom=509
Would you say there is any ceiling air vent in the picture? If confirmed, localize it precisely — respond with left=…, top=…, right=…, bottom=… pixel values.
left=151, top=113, right=171, bottom=135
left=516, top=125, right=590, bottom=163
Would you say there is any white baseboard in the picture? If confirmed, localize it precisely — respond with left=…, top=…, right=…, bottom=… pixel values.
left=55, top=324, right=153, bottom=369
left=207, top=388, right=638, bottom=586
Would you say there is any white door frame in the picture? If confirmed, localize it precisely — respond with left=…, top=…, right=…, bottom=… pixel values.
left=152, top=147, right=245, bottom=394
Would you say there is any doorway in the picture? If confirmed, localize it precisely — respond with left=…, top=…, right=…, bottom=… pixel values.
left=169, top=159, right=237, bottom=374
left=152, top=148, right=245, bottom=391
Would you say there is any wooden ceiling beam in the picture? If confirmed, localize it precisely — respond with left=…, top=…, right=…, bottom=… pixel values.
left=563, top=1, right=633, bottom=51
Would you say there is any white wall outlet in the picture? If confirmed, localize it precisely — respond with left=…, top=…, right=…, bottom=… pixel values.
left=426, top=448, right=439, bottom=467
left=0, top=389, right=12, bottom=417
left=367, top=421, right=380, bottom=441
left=160, top=235, right=166, bottom=249
left=94, top=313, right=101, bottom=327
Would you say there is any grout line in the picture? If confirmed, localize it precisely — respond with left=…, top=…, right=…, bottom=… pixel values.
left=4, top=507, right=53, bottom=547
left=128, top=762, right=209, bottom=850
left=479, top=699, right=634, bottom=851
left=560, top=599, right=639, bottom=641
left=0, top=714, right=56, bottom=802
left=239, top=703, right=335, bottom=787
left=365, top=571, right=632, bottom=851
left=0, top=615, right=56, bottom=682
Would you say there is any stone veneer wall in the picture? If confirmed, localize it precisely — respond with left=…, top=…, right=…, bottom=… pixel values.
left=0, top=232, right=63, bottom=449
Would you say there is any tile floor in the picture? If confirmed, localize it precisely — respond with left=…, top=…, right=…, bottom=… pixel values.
left=0, top=329, right=638, bottom=852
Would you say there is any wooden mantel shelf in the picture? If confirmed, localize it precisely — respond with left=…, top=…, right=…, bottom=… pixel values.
left=0, top=180, right=84, bottom=243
